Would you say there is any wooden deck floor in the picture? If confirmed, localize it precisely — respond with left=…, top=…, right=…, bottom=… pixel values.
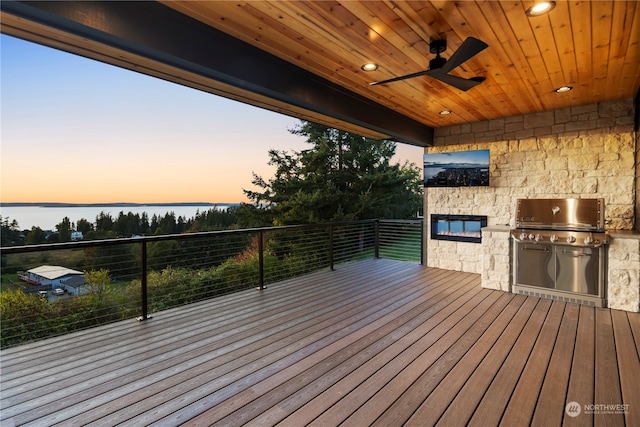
left=1, top=259, right=639, bottom=427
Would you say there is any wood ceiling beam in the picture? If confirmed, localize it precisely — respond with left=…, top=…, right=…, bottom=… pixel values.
left=0, top=0, right=434, bottom=147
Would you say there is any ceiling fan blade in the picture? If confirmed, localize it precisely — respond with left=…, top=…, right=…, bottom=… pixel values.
left=429, top=72, right=485, bottom=91
left=369, top=69, right=430, bottom=86
left=369, top=37, right=488, bottom=88
left=439, top=37, right=488, bottom=73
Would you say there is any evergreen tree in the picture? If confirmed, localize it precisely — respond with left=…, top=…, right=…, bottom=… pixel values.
left=156, top=212, right=178, bottom=235
left=26, top=226, right=46, bottom=245
left=140, top=212, right=150, bottom=235
left=244, top=121, right=423, bottom=225
left=95, top=212, right=114, bottom=233
left=150, top=214, right=160, bottom=234
left=0, top=217, right=24, bottom=246
left=56, top=217, right=72, bottom=242
left=188, top=208, right=239, bottom=232
left=76, top=218, right=94, bottom=234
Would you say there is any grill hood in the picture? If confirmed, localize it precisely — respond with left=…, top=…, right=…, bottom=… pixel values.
left=515, top=198, right=604, bottom=231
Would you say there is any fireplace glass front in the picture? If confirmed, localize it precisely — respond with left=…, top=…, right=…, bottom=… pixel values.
left=430, top=214, right=488, bottom=243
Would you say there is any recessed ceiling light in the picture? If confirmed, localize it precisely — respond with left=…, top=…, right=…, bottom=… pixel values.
left=554, top=86, right=573, bottom=93
left=439, top=110, right=452, bottom=115
left=525, top=1, right=556, bottom=17
left=361, top=63, right=379, bottom=72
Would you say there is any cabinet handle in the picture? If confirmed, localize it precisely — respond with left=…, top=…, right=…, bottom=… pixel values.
left=520, top=246, right=550, bottom=252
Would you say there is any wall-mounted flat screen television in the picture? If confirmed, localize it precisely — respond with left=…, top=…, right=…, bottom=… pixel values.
left=423, top=149, right=490, bottom=187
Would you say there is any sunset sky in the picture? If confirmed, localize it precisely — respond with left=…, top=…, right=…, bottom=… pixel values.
left=1, top=34, right=423, bottom=204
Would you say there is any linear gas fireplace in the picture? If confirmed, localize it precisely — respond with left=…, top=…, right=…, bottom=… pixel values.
left=431, top=214, right=488, bottom=243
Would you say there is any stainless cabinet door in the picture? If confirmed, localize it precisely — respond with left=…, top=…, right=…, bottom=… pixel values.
left=556, top=247, right=599, bottom=295
left=515, top=243, right=554, bottom=289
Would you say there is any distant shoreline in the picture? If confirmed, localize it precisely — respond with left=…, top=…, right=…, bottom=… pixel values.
left=1, top=203, right=241, bottom=230
left=1, top=202, right=239, bottom=208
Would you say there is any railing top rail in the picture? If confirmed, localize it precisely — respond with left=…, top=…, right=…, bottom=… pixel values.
left=0, top=219, right=391, bottom=255
left=377, top=219, right=423, bottom=225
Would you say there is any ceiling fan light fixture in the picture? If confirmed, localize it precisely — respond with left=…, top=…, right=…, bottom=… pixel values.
left=429, top=56, right=447, bottom=71
left=526, top=1, right=556, bottom=17
left=361, top=62, right=379, bottom=72
left=554, top=85, right=573, bottom=93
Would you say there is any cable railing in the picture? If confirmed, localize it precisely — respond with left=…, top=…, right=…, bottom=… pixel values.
left=0, top=219, right=422, bottom=348
left=377, top=219, right=424, bottom=261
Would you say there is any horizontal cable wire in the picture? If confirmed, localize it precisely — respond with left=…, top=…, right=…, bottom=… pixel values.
left=0, top=220, right=422, bottom=347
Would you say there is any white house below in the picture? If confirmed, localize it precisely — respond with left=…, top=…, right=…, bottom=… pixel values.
left=24, top=265, right=85, bottom=290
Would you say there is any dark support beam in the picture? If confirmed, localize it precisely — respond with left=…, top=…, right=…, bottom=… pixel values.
left=1, top=0, right=434, bottom=146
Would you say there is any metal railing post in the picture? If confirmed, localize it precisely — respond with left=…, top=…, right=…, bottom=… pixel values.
left=138, top=240, right=150, bottom=321
left=258, top=230, right=265, bottom=290
left=329, top=225, right=334, bottom=271
left=374, top=220, right=380, bottom=259
left=420, top=220, right=424, bottom=265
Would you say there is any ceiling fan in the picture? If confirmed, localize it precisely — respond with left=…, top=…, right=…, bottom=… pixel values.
left=370, top=37, right=489, bottom=91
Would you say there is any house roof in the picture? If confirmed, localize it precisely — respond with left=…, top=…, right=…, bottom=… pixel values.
left=27, top=265, right=84, bottom=280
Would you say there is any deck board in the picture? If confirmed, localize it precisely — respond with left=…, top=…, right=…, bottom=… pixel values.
left=359, top=291, right=511, bottom=426
left=63, top=264, right=438, bottom=426
left=232, top=273, right=479, bottom=427
left=312, top=283, right=494, bottom=427
left=427, top=295, right=537, bottom=426
left=408, top=297, right=524, bottom=426
left=531, top=302, right=580, bottom=426
left=127, top=269, right=461, bottom=426
left=500, top=301, right=566, bottom=425
left=611, top=310, right=640, bottom=426
left=594, top=308, right=625, bottom=426
left=563, top=305, right=595, bottom=426
left=1, top=258, right=639, bottom=426
left=278, top=273, right=481, bottom=427
left=467, top=298, right=552, bottom=426
left=371, top=292, right=518, bottom=427
left=157, top=270, right=478, bottom=427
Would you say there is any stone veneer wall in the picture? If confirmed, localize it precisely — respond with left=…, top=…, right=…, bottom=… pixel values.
left=608, top=236, right=640, bottom=312
left=425, top=98, right=637, bottom=274
left=636, top=94, right=640, bottom=232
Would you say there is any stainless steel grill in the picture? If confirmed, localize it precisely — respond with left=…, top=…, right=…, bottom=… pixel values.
left=510, top=198, right=607, bottom=307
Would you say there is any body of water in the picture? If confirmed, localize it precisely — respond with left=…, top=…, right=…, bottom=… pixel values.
left=0, top=204, right=232, bottom=230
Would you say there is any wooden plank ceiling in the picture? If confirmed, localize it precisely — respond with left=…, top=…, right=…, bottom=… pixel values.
left=2, top=1, right=639, bottom=146
left=163, top=1, right=639, bottom=128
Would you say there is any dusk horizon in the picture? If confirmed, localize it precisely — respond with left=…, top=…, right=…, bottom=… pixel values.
left=1, top=35, right=423, bottom=205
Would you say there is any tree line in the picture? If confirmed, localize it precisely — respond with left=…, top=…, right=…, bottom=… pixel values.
left=1, top=207, right=242, bottom=246
left=2, top=121, right=422, bottom=247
